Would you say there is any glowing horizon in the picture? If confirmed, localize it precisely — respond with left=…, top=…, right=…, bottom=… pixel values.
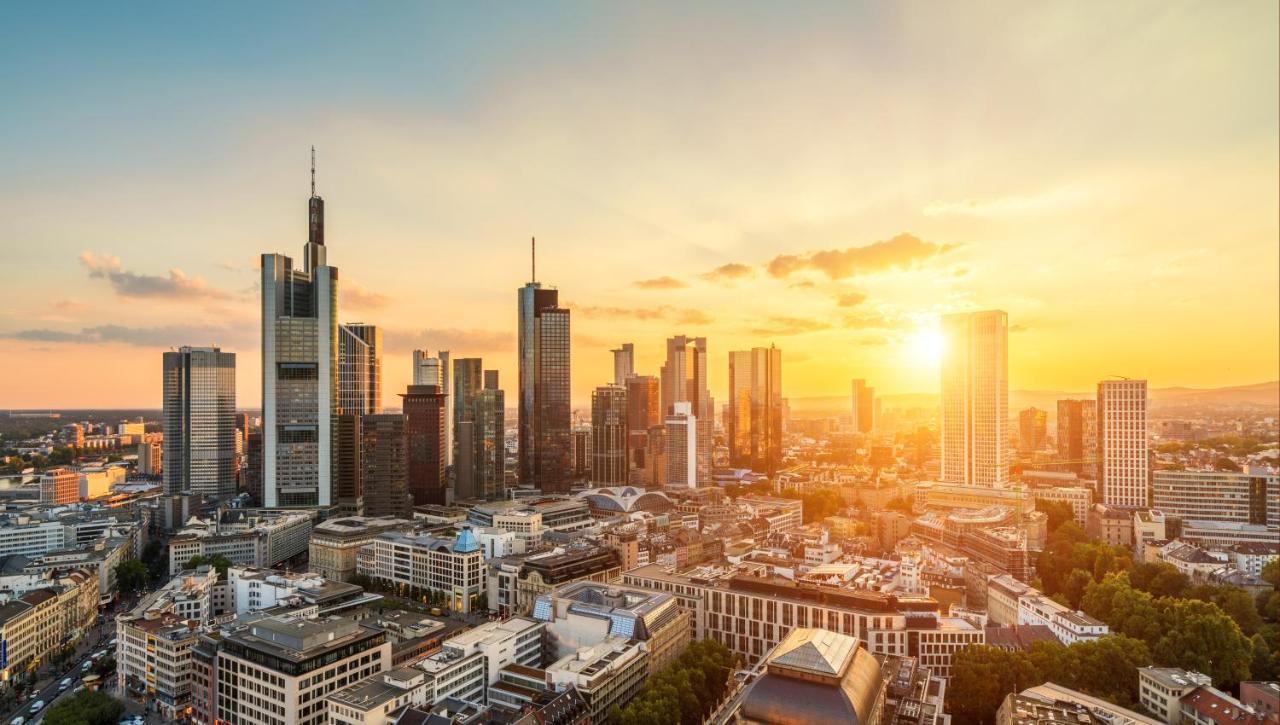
left=1, top=3, right=1276, bottom=410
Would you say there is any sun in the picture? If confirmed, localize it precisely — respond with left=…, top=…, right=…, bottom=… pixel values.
left=908, top=327, right=945, bottom=368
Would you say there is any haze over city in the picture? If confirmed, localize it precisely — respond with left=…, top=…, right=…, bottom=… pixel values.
left=2, top=2, right=1277, bottom=410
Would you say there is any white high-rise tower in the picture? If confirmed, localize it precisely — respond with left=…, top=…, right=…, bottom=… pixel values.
left=940, top=310, right=1009, bottom=487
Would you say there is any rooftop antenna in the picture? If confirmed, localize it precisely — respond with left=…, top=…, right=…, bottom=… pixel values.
left=310, top=146, right=316, bottom=197
left=531, top=236, right=536, bottom=283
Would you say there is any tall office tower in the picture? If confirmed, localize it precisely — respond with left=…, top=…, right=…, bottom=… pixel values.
left=517, top=249, right=572, bottom=493
left=261, top=152, right=339, bottom=508
left=401, top=385, right=447, bottom=505
left=40, top=468, right=80, bottom=505
left=664, top=402, right=697, bottom=489
left=338, top=323, right=382, bottom=415
left=334, top=414, right=364, bottom=516
left=728, top=347, right=783, bottom=474
left=475, top=372, right=506, bottom=499
left=940, top=310, right=1009, bottom=487
left=626, top=375, right=661, bottom=474
left=850, top=379, right=875, bottom=434
left=571, top=428, right=591, bottom=479
left=453, top=357, right=483, bottom=474
left=245, top=431, right=263, bottom=504
left=412, top=349, right=451, bottom=465
left=1056, top=399, right=1098, bottom=475
left=611, top=343, right=635, bottom=386
left=1097, top=379, right=1149, bottom=507
left=1018, top=407, right=1048, bottom=453
left=163, top=346, right=236, bottom=497
left=591, top=385, right=629, bottom=485
left=660, top=336, right=712, bottom=484
left=138, top=439, right=163, bottom=476
left=361, top=413, right=413, bottom=518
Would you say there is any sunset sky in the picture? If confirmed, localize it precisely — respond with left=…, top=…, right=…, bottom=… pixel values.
left=1, top=2, right=1277, bottom=411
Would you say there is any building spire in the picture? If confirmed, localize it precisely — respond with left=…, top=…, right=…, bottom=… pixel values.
left=310, top=145, right=316, bottom=198
left=531, top=236, right=536, bottom=283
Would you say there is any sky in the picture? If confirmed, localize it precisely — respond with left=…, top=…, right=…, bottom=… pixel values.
left=1, top=1, right=1277, bottom=411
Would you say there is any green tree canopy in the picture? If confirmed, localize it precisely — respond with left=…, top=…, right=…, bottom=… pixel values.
left=44, top=690, right=125, bottom=725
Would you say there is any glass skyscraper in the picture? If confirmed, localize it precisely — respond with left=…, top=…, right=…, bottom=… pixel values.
left=261, top=161, right=339, bottom=508
left=518, top=281, right=571, bottom=492
left=728, top=346, right=782, bottom=475
left=940, top=310, right=1009, bottom=487
left=163, top=346, right=236, bottom=496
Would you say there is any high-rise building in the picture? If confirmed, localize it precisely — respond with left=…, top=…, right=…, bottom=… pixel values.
left=517, top=248, right=571, bottom=493
left=626, top=375, right=661, bottom=475
left=261, top=153, right=338, bottom=508
left=940, top=310, right=1009, bottom=487
left=362, top=413, right=413, bottom=519
left=163, top=346, right=236, bottom=497
left=661, top=336, right=711, bottom=484
left=1018, top=407, right=1048, bottom=453
left=401, top=384, right=447, bottom=506
left=474, top=373, right=506, bottom=500
left=138, top=439, right=163, bottom=476
left=611, top=343, right=635, bottom=386
left=571, top=428, right=591, bottom=480
left=333, top=414, right=363, bottom=516
left=665, top=402, right=697, bottom=489
left=1056, top=399, right=1097, bottom=475
left=728, top=346, right=783, bottom=474
left=453, top=357, right=483, bottom=476
left=456, top=364, right=506, bottom=501
left=1097, top=379, right=1149, bottom=507
left=851, top=379, right=875, bottom=434
left=338, top=323, right=381, bottom=415
left=412, top=349, right=451, bottom=465
left=591, top=385, right=628, bottom=485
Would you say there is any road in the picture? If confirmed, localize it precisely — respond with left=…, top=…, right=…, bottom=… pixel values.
left=0, top=615, right=116, bottom=724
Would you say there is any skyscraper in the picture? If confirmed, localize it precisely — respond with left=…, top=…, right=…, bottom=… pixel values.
left=455, top=362, right=505, bottom=501
left=850, top=379, right=875, bottom=434
left=163, top=346, right=236, bottom=497
left=660, top=336, right=711, bottom=484
left=1018, top=407, right=1047, bottom=453
left=261, top=151, right=338, bottom=508
left=1056, top=399, right=1097, bottom=475
left=517, top=243, right=571, bottom=493
left=474, top=372, right=506, bottom=500
left=402, top=385, right=448, bottom=506
left=362, top=413, right=413, bottom=518
left=591, top=385, right=628, bottom=485
left=453, top=357, right=483, bottom=478
left=611, top=343, right=635, bottom=386
left=338, top=323, right=382, bottom=415
left=626, top=375, right=661, bottom=476
left=728, top=346, right=783, bottom=475
left=665, top=402, right=697, bottom=489
left=412, top=349, right=451, bottom=465
left=940, top=310, right=1009, bottom=487
left=1097, top=379, right=1149, bottom=507
left=334, top=413, right=363, bottom=516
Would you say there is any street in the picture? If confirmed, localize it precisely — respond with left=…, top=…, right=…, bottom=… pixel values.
left=0, top=613, right=124, bottom=725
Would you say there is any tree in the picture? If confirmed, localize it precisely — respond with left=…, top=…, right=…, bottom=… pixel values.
left=1034, top=498, right=1076, bottom=533
left=1155, top=598, right=1252, bottom=686
left=1212, top=457, right=1240, bottom=472
left=1206, top=587, right=1264, bottom=637
left=884, top=495, right=916, bottom=515
left=92, top=655, right=116, bottom=678
left=185, top=554, right=233, bottom=578
left=44, top=690, right=124, bottom=725
left=1250, top=633, right=1275, bottom=682
left=115, top=560, right=149, bottom=596
left=948, top=646, right=1043, bottom=724
left=1129, top=561, right=1189, bottom=599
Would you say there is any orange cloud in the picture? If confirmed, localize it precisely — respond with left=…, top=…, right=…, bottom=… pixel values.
left=751, top=316, right=832, bottom=336
left=570, top=304, right=712, bottom=325
left=633, top=276, right=687, bottom=290
left=80, top=251, right=231, bottom=301
left=836, top=291, right=867, bottom=307
left=766, top=233, right=958, bottom=280
left=344, top=284, right=392, bottom=310
left=701, top=262, right=753, bottom=283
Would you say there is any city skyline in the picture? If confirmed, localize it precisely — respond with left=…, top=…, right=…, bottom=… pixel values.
left=1, top=3, right=1277, bottom=410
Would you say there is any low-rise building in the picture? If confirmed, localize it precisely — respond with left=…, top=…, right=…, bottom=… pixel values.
left=117, top=611, right=200, bottom=719
left=1139, top=667, right=1212, bottom=724
left=357, top=527, right=485, bottom=614
left=513, top=546, right=622, bottom=616
left=308, top=517, right=413, bottom=582
left=533, top=580, right=691, bottom=675
left=739, top=628, right=886, bottom=725
left=545, top=636, right=646, bottom=722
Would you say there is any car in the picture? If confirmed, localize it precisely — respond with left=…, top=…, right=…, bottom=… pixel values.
left=81, top=661, right=93, bottom=672
left=59, top=677, right=73, bottom=690
left=10, top=716, right=24, bottom=725
left=28, top=701, right=43, bottom=715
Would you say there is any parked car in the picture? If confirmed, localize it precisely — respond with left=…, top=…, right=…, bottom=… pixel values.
left=28, top=701, right=43, bottom=715
left=10, top=716, right=24, bottom=725
left=59, top=677, right=73, bottom=691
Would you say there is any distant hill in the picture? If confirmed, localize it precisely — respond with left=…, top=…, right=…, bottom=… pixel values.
left=788, top=381, right=1279, bottom=417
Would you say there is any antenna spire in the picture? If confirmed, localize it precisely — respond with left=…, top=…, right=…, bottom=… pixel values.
left=310, top=146, right=316, bottom=197
left=531, top=236, right=536, bottom=283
